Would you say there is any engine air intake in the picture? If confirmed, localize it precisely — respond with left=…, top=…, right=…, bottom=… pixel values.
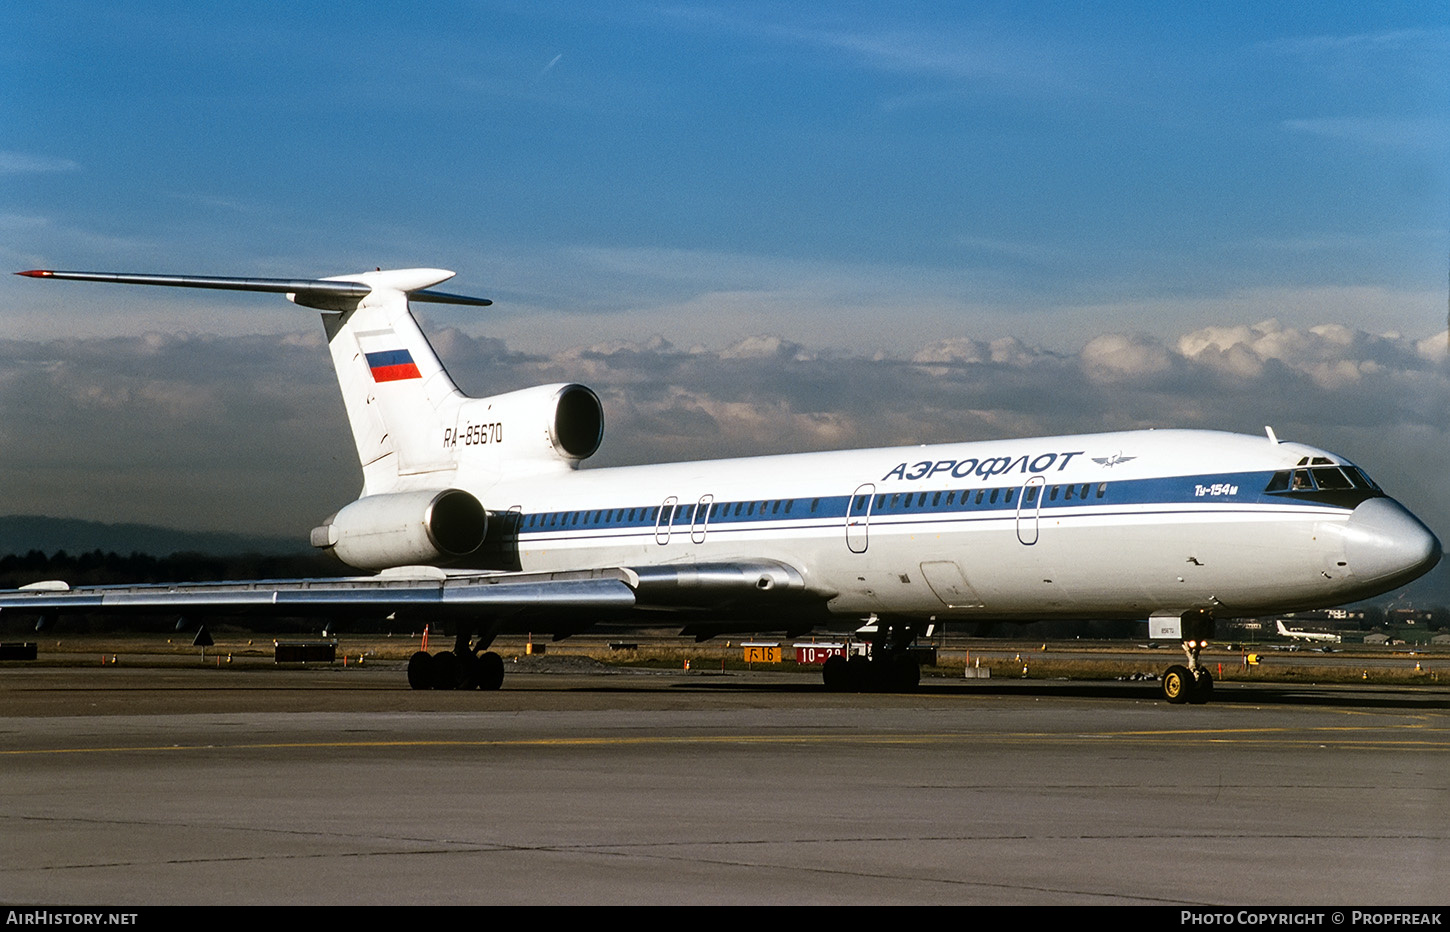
left=552, top=384, right=604, bottom=459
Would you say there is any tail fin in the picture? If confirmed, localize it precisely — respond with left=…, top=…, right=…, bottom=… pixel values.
left=15, top=266, right=492, bottom=494
left=315, top=269, right=473, bottom=490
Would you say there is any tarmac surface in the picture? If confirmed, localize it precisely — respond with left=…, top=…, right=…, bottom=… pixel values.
left=2, top=657, right=1447, bottom=906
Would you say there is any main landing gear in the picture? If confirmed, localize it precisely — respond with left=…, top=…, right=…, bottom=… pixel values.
left=1161, top=610, right=1214, bottom=705
left=821, top=652, right=921, bottom=692
left=821, top=619, right=926, bottom=693
left=408, top=632, right=505, bottom=690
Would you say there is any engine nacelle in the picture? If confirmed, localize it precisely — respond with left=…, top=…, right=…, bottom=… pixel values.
left=311, top=488, right=487, bottom=570
left=455, top=382, right=604, bottom=470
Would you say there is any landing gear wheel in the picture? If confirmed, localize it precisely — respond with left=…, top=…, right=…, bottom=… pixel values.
left=847, top=655, right=872, bottom=692
left=822, top=655, right=850, bottom=691
left=1188, top=669, right=1213, bottom=704
left=477, top=651, right=505, bottom=691
left=407, top=651, right=433, bottom=690
left=888, top=655, right=921, bottom=692
left=1162, top=664, right=1192, bottom=704
left=432, top=650, right=459, bottom=690
left=457, top=650, right=480, bottom=689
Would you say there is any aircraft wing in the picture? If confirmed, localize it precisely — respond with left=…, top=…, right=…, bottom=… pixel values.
left=0, top=560, right=831, bottom=637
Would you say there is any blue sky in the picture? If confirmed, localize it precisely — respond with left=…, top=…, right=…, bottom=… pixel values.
left=4, top=2, right=1445, bottom=345
left=2, top=2, right=1449, bottom=603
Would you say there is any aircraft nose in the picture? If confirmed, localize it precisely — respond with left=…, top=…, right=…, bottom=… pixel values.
left=1343, top=498, right=1441, bottom=586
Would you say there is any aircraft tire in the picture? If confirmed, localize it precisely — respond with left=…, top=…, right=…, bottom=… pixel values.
left=477, top=650, right=505, bottom=690
left=1188, top=669, right=1213, bottom=704
left=1162, top=665, right=1192, bottom=704
left=453, top=649, right=474, bottom=688
left=433, top=650, right=460, bottom=689
left=847, top=655, right=872, bottom=692
left=407, top=651, right=433, bottom=690
left=891, top=655, right=921, bottom=692
left=822, top=655, right=850, bottom=691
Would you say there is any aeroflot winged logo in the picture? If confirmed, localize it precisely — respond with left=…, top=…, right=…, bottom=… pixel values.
left=366, top=349, right=422, bottom=383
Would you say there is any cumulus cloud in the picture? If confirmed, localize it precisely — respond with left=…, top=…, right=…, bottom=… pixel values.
left=1178, top=319, right=1410, bottom=389
left=1080, top=333, right=1176, bottom=384
left=1416, top=331, right=1449, bottom=364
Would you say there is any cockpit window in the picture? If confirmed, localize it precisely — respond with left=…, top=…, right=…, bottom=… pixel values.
left=1265, top=461, right=1383, bottom=505
left=1311, top=466, right=1353, bottom=490
left=1346, top=466, right=1381, bottom=492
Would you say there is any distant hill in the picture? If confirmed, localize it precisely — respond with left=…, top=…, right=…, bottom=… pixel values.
left=0, top=515, right=309, bottom=558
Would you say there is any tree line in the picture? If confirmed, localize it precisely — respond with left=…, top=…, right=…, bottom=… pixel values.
left=0, top=549, right=341, bottom=590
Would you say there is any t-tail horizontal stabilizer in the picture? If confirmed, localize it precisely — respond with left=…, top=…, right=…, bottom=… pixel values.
left=14, top=269, right=492, bottom=311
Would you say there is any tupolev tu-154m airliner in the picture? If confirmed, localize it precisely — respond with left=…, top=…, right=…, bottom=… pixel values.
left=1, top=268, right=1440, bottom=703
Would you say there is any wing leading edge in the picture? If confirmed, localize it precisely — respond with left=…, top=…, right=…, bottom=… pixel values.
left=0, top=560, right=829, bottom=635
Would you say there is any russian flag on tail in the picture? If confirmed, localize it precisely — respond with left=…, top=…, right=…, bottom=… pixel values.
left=366, top=349, right=422, bottom=382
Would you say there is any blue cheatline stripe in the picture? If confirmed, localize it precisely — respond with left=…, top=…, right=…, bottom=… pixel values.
left=508, top=470, right=1363, bottom=541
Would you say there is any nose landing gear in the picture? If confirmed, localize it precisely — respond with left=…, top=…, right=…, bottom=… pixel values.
left=1162, top=610, right=1214, bottom=704
left=1162, top=661, right=1212, bottom=704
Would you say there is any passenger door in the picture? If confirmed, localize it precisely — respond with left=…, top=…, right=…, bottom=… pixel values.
left=1016, top=476, right=1044, bottom=545
left=846, top=483, right=874, bottom=553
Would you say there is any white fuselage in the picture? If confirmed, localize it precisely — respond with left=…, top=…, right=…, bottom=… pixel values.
left=439, top=428, right=1436, bottom=621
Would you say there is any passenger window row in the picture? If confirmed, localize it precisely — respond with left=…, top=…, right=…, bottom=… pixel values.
left=873, top=483, right=1108, bottom=510
left=523, top=483, right=1113, bottom=531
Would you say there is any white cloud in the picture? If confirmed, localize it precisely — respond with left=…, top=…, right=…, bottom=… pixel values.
left=1283, top=117, right=1448, bottom=149
left=1415, top=331, right=1449, bottom=363
left=0, top=152, right=80, bottom=175
left=1080, top=333, right=1174, bottom=384
left=1179, top=319, right=1408, bottom=389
